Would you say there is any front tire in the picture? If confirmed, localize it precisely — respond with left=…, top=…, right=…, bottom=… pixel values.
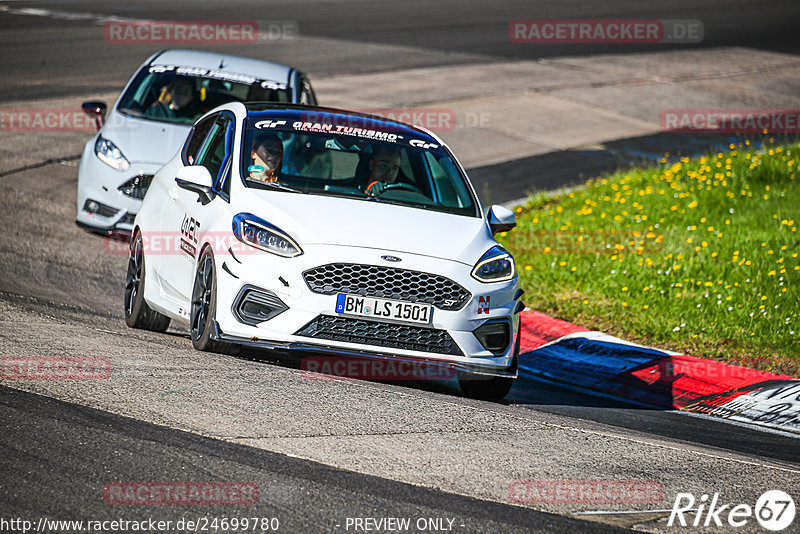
left=124, top=232, right=171, bottom=332
left=458, top=373, right=514, bottom=400
left=458, top=328, right=519, bottom=400
left=190, top=248, right=237, bottom=354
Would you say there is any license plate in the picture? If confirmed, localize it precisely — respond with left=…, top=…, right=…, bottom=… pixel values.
left=335, top=294, right=433, bottom=325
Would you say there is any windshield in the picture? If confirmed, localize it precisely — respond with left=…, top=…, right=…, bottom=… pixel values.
left=118, top=65, right=292, bottom=125
left=240, top=120, right=479, bottom=217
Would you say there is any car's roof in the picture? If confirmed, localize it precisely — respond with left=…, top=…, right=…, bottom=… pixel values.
left=243, top=103, right=442, bottom=145
left=150, top=49, right=293, bottom=84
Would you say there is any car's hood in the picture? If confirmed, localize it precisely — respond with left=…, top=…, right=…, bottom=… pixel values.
left=239, top=192, right=492, bottom=265
left=102, top=112, right=192, bottom=165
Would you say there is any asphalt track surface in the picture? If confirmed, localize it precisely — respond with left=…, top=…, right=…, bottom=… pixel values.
left=1, top=1, right=800, bottom=533
left=0, top=386, right=605, bottom=533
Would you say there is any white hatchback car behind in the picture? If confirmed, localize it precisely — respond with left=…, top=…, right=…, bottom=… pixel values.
left=76, top=49, right=316, bottom=234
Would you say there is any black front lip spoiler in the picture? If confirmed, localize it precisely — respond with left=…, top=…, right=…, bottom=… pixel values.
left=75, top=219, right=133, bottom=239
left=210, top=320, right=518, bottom=378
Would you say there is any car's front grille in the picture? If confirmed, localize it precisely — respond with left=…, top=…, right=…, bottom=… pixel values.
left=302, top=263, right=471, bottom=311
left=119, top=213, right=136, bottom=226
left=118, top=174, right=154, bottom=200
left=295, top=315, right=463, bottom=356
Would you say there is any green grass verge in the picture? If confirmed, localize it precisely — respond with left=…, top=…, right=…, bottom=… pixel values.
left=498, top=139, right=799, bottom=375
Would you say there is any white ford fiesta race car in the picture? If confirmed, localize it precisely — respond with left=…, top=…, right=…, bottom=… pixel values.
left=126, top=103, right=523, bottom=399
left=77, top=49, right=317, bottom=235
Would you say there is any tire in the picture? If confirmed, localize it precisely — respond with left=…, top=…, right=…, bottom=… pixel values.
left=190, top=248, right=238, bottom=355
left=458, top=327, right=519, bottom=400
left=124, top=232, right=171, bottom=332
left=458, top=372, right=514, bottom=400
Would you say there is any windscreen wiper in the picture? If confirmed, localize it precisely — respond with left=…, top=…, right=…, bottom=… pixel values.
left=119, top=108, right=144, bottom=117
left=252, top=181, right=304, bottom=193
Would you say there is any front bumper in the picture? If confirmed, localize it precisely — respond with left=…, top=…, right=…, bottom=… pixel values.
left=211, top=321, right=519, bottom=378
left=210, top=243, right=522, bottom=377
left=75, top=139, right=162, bottom=234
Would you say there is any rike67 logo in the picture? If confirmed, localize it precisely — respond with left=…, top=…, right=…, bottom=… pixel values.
left=669, top=490, right=795, bottom=531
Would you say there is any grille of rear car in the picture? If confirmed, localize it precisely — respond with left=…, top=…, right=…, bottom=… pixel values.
left=295, top=315, right=463, bottom=356
left=119, top=213, right=136, bottom=226
left=118, top=174, right=154, bottom=200
left=302, top=263, right=471, bottom=311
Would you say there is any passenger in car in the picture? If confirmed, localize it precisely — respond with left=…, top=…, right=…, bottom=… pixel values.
left=249, top=132, right=283, bottom=182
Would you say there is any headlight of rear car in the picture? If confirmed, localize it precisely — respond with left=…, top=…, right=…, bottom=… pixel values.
left=94, top=137, right=130, bottom=171
left=471, top=246, right=515, bottom=283
left=232, top=213, right=303, bottom=258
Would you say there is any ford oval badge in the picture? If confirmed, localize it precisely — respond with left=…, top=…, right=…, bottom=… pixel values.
left=381, top=255, right=401, bottom=262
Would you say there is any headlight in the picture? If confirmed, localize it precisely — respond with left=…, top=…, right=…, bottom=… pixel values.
left=471, top=246, right=515, bottom=283
left=232, top=213, right=302, bottom=258
left=94, top=137, right=130, bottom=171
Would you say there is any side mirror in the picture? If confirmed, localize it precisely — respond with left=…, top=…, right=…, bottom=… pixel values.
left=176, top=166, right=216, bottom=205
left=487, top=205, right=516, bottom=235
left=82, top=101, right=107, bottom=131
